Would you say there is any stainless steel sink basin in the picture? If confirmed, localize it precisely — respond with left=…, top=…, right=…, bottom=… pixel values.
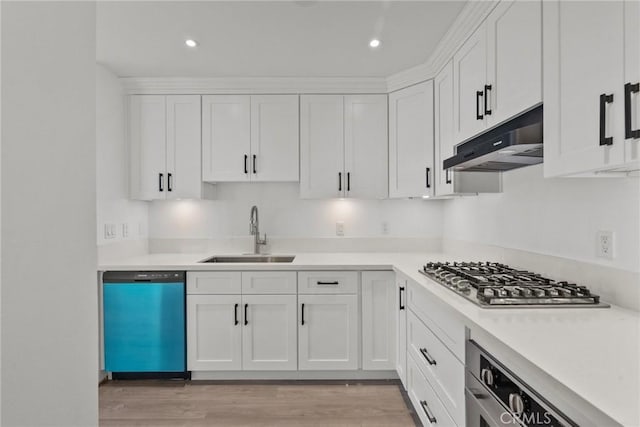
left=199, top=255, right=295, bottom=263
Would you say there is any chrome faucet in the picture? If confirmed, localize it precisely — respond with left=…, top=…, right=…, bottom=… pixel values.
left=249, top=205, right=267, bottom=254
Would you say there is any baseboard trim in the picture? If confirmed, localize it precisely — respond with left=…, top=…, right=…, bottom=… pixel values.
left=190, top=370, right=398, bottom=381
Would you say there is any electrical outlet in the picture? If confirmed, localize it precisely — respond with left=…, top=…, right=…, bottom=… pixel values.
left=336, top=221, right=345, bottom=237
left=122, top=223, right=129, bottom=238
left=596, top=230, right=614, bottom=259
left=382, top=221, right=389, bottom=235
left=104, top=223, right=116, bottom=240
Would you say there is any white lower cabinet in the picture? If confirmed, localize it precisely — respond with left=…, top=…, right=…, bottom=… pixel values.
left=241, top=294, right=297, bottom=371
left=361, top=271, right=396, bottom=370
left=408, top=355, right=458, bottom=427
left=396, top=275, right=408, bottom=389
left=298, top=294, right=359, bottom=370
left=187, top=294, right=242, bottom=371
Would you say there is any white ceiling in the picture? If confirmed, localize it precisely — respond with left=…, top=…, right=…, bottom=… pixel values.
left=96, top=1, right=466, bottom=78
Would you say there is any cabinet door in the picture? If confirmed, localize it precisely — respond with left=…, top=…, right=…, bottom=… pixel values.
left=543, top=1, right=625, bottom=177
left=396, top=277, right=408, bottom=389
left=166, top=95, right=202, bottom=199
left=453, top=24, right=487, bottom=143
left=298, top=294, right=358, bottom=370
left=187, top=295, right=242, bottom=371
left=486, top=0, right=542, bottom=127
left=388, top=81, right=435, bottom=198
left=202, top=95, right=251, bottom=182
left=361, top=271, right=395, bottom=370
left=241, top=294, right=297, bottom=371
left=344, top=95, right=388, bottom=199
left=250, top=95, right=299, bottom=182
left=434, top=61, right=455, bottom=197
left=624, top=0, right=640, bottom=164
left=300, top=95, right=345, bottom=198
left=129, top=95, right=167, bottom=200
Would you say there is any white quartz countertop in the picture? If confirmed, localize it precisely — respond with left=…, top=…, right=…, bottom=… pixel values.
left=98, top=252, right=640, bottom=426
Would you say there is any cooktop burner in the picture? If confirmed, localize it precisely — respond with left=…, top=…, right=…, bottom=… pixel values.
left=419, top=261, right=609, bottom=308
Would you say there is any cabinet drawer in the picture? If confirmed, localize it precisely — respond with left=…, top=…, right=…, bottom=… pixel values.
left=297, top=271, right=358, bottom=294
left=408, top=311, right=464, bottom=426
left=241, top=272, right=297, bottom=294
left=407, top=279, right=465, bottom=360
left=407, top=354, right=458, bottom=427
left=187, top=272, right=241, bottom=294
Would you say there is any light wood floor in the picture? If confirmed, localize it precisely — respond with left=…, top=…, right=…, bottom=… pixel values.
left=99, top=380, right=418, bottom=426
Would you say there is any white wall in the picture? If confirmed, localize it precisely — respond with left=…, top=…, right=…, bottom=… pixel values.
left=149, top=183, right=444, bottom=239
left=442, top=164, right=640, bottom=272
left=1, top=2, right=98, bottom=426
left=96, top=64, right=147, bottom=246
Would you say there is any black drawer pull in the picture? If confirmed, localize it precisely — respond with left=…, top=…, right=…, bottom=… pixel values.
left=317, top=281, right=339, bottom=285
left=599, top=93, right=614, bottom=146
left=420, top=400, right=437, bottom=424
left=625, top=82, right=640, bottom=139
left=244, top=303, right=248, bottom=325
left=420, top=348, right=437, bottom=365
left=476, top=90, right=484, bottom=120
left=399, top=286, right=405, bottom=310
left=301, top=303, right=305, bottom=325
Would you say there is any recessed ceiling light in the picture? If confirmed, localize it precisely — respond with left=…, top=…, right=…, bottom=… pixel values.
left=185, top=39, right=198, bottom=48
left=369, top=39, right=381, bottom=48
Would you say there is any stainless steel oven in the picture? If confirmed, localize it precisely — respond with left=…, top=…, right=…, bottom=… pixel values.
left=465, top=341, right=576, bottom=427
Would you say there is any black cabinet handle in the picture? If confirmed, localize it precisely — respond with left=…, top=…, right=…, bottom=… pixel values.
left=420, top=348, right=437, bottom=365
left=420, top=400, right=437, bottom=424
left=244, top=155, right=248, bottom=174
left=484, top=84, right=492, bottom=115
left=167, top=173, right=172, bottom=192
left=317, top=281, right=339, bottom=285
left=252, top=154, right=257, bottom=174
left=347, top=172, right=351, bottom=192
left=599, top=93, right=614, bottom=146
left=476, top=90, right=484, bottom=120
left=399, top=286, right=405, bottom=310
left=158, top=173, right=164, bottom=192
left=425, top=167, right=431, bottom=188
left=445, top=169, right=452, bottom=184
left=338, top=172, right=342, bottom=192
left=301, top=303, right=305, bottom=325
left=234, top=303, right=239, bottom=325
left=244, top=303, right=248, bottom=325
left=625, top=82, right=640, bottom=139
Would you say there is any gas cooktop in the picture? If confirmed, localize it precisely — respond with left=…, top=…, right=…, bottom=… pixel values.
left=420, top=261, right=609, bottom=308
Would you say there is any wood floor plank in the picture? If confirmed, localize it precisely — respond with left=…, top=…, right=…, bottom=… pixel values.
left=99, top=381, right=418, bottom=426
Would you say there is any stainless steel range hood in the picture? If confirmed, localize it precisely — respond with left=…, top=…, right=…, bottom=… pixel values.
left=443, top=105, right=543, bottom=172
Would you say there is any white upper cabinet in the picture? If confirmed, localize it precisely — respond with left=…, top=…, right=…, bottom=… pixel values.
left=344, top=95, right=388, bottom=199
left=453, top=24, right=488, bottom=143
left=129, top=95, right=205, bottom=201
left=202, top=95, right=299, bottom=182
left=434, top=61, right=455, bottom=197
left=624, top=0, right=640, bottom=165
left=250, top=95, right=299, bottom=181
left=202, top=95, right=251, bottom=182
left=389, top=81, right=435, bottom=198
left=485, top=0, right=542, bottom=128
left=453, top=0, right=542, bottom=142
left=543, top=0, right=639, bottom=176
left=300, top=94, right=387, bottom=199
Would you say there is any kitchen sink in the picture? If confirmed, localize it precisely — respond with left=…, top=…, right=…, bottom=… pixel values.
left=199, top=255, right=296, bottom=263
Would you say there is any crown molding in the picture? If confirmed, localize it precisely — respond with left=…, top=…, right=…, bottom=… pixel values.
left=386, top=0, right=499, bottom=92
left=120, top=77, right=389, bottom=95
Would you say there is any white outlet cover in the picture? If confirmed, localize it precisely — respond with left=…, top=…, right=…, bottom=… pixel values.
left=596, top=230, right=614, bottom=259
left=382, top=221, right=389, bottom=235
left=122, top=223, right=129, bottom=238
left=336, top=221, right=345, bottom=237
